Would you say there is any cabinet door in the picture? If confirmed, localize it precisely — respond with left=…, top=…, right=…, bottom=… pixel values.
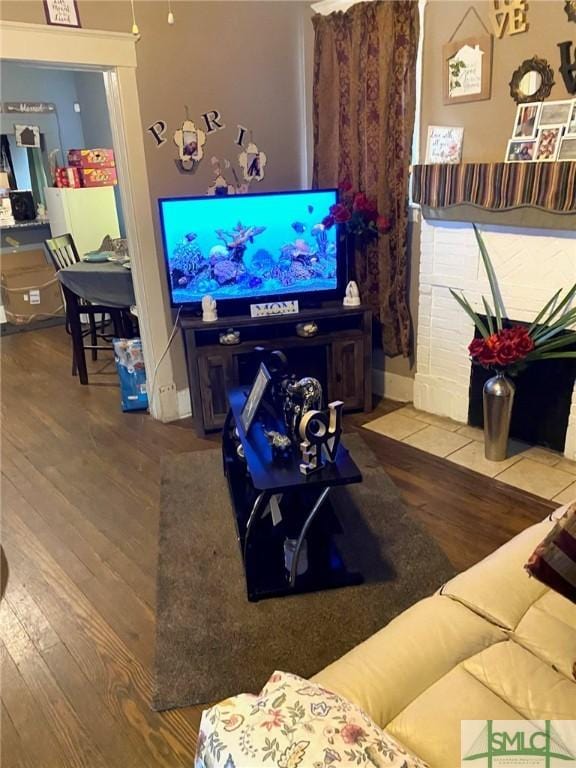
left=330, top=339, right=364, bottom=410
left=198, top=353, right=232, bottom=429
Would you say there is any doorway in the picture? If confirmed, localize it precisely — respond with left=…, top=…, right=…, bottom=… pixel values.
left=0, top=20, right=178, bottom=420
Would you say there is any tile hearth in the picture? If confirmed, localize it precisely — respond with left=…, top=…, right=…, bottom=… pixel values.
left=363, top=405, right=576, bottom=503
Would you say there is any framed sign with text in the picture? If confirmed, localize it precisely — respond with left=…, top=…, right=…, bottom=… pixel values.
left=43, top=0, right=81, bottom=28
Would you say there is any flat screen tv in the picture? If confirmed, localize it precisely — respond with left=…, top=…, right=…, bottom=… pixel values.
left=158, top=189, right=344, bottom=312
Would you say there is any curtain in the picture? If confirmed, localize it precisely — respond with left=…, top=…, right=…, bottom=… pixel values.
left=312, top=0, right=419, bottom=356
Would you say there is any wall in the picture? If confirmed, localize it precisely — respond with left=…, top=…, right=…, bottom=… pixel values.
left=0, top=60, right=85, bottom=162
left=420, top=0, right=572, bottom=162
left=1, top=1, right=312, bottom=411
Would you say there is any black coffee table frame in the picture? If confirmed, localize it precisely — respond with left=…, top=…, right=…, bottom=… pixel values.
left=223, top=387, right=363, bottom=601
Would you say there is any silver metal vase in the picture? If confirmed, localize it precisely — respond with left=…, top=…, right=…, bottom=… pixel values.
left=483, top=371, right=515, bottom=461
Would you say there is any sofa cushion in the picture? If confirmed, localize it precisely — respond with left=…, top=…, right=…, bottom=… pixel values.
left=440, top=517, right=554, bottom=630
left=385, top=640, right=576, bottom=767
left=312, top=595, right=506, bottom=728
left=195, top=671, right=428, bottom=768
left=513, top=589, right=576, bottom=681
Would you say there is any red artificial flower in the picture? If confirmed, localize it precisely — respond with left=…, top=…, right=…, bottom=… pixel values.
left=353, top=192, right=368, bottom=211
left=507, top=325, right=535, bottom=355
left=468, top=338, right=485, bottom=359
left=495, top=340, right=520, bottom=366
left=322, top=214, right=335, bottom=229
left=376, top=215, right=392, bottom=233
left=329, top=202, right=352, bottom=223
left=339, top=179, right=352, bottom=193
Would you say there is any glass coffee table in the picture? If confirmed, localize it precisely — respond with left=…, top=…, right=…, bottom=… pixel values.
left=222, top=386, right=363, bottom=601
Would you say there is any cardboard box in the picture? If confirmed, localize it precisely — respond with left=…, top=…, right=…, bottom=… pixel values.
left=68, top=148, right=115, bottom=168
left=55, top=166, right=82, bottom=188
left=80, top=166, right=118, bottom=187
left=1, top=249, right=64, bottom=324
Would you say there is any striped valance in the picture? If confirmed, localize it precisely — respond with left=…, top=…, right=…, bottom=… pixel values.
left=412, top=162, right=576, bottom=214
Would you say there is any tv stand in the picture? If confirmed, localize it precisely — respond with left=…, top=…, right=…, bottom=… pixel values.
left=179, top=304, right=372, bottom=435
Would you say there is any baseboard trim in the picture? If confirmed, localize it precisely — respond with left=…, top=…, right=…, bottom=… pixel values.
left=372, top=369, right=414, bottom=403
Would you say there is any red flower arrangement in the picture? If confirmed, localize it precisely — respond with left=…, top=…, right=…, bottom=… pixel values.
left=452, top=225, right=576, bottom=374
left=322, top=181, right=392, bottom=239
left=468, top=325, right=535, bottom=369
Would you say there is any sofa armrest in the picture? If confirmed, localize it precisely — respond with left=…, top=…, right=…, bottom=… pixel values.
left=312, top=594, right=506, bottom=729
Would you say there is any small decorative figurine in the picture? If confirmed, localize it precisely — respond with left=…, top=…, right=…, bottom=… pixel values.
left=282, top=376, right=323, bottom=440
left=264, top=430, right=293, bottom=462
left=343, top=280, right=361, bottom=307
left=201, top=295, right=218, bottom=322
left=219, top=328, right=240, bottom=345
left=299, top=400, right=344, bottom=475
left=296, top=321, right=319, bottom=338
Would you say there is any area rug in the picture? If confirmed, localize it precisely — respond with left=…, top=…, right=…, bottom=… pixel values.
left=152, top=434, right=455, bottom=711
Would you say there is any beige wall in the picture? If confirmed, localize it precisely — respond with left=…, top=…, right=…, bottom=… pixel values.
left=387, top=0, right=572, bottom=384
left=1, top=0, right=311, bottom=401
left=421, top=0, right=572, bottom=161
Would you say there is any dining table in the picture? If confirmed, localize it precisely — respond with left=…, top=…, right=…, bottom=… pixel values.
left=57, top=260, right=136, bottom=385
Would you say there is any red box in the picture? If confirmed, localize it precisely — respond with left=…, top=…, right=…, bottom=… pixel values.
left=55, top=166, right=81, bottom=188
left=79, top=167, right=118, bottom=187
left=68, top=148, right=115, bottom=169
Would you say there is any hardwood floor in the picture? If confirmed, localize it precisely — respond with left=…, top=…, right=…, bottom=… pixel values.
left=1, top=326, right=555, bottom=767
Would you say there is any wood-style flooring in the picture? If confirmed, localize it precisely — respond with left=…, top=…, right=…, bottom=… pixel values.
left=1, top=326, right=555, bottom=767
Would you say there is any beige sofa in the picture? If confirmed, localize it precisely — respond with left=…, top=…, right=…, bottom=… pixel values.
left=312, top=514, right=576, bottom=766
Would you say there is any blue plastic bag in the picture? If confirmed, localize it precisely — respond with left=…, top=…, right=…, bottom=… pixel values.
left=113, top=338, right=149, bottom=412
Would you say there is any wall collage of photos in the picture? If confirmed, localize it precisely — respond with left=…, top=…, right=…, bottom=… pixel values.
left=506, top=99, right=576, bottom=163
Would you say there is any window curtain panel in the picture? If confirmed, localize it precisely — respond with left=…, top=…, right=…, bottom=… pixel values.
left=312, top=0, right=419, bottom=356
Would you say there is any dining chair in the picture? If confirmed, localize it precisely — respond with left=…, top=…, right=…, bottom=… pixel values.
left=45, top=233, right=125, bottom=382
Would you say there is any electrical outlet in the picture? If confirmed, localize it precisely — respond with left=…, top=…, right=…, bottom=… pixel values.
left=158, top=382, right=176, bottom=395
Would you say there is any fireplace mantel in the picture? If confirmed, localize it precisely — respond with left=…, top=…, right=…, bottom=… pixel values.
left=412, top=162, right=576, bottom=231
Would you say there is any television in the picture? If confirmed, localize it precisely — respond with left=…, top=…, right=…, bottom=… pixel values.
left=158, top=189, right=344, bottom=312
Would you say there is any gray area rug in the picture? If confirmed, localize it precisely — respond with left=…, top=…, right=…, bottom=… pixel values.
left=152, top=434, right=455, bottom=711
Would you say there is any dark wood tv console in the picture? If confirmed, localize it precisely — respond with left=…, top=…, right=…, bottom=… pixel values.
left=179, top=304, right=372, bottom=435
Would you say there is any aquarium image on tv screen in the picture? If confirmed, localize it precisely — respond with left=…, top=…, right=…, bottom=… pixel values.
left=159, top=189, right=339, bottom=305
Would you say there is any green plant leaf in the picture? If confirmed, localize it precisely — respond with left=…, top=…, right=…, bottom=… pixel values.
left=449, top=288, right=490, bottom=339
left=533, top=309, right=576, bottom=345
left=532, top=283, right=576, bottom=338
left=482, top=297, right=495, bottom=335
left=531, top=331, right=576, bottom=355
left=533, top=351, right=576, bottom=360
left=474, top=225, right=505, bottom=331
left=527, top=289, right=562, bottom=333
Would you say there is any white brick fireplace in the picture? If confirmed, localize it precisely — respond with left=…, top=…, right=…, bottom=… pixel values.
left=413, top=219, right=576, bottom=460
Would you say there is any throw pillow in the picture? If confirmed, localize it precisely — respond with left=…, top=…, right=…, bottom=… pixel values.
left=195, top=670, right=428, bottom=768
left=525, top=501, right=576, bottom=603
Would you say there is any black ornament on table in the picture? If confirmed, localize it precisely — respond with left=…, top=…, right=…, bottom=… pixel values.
left=264, top=430, right=293, bottom=463
left=282, top=376, right=323, bottom=441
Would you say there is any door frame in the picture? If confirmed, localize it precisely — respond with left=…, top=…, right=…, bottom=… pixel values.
left=0, top=20, right=178, bottom=421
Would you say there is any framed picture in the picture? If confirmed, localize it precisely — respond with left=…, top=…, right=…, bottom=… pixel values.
left=505, top=138, right=536, bottom=162
left=425, top=126, right=464, bottom=164
left=558, top=136, right=576, bottom=161
left=442, top=35, right=493, bottom=105
left=43, top=0, right=81, bottom=27
left=14, top=124, right=40, bottom=148
left=566, top=100, right=576, bottom=136
left=240, top=363, right=272, bottom=433
left=538, top=100, right=573, bottom=127
left=534, top=127, right=564, bottom=161
left=512, top=102, right=540, bottom=139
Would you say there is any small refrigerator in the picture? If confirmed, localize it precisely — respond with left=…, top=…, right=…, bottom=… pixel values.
left=45, top=186, right=120, bottom=257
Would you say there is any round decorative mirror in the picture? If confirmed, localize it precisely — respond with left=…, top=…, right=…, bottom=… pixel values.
left=509, top=56, right=555, bottom=103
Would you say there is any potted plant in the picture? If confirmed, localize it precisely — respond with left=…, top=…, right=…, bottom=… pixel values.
left=451, top=225, right=576, bottom=461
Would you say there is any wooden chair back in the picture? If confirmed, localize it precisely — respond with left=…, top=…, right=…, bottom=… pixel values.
left=45, top=234, right=80, bottom=271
